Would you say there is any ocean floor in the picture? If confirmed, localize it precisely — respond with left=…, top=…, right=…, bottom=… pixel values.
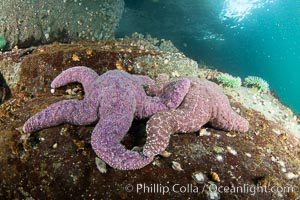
left=0, top=35, right=299, bottom=199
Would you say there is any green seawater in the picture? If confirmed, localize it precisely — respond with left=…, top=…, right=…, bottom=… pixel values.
left=117, top=0, right=300, bottom=114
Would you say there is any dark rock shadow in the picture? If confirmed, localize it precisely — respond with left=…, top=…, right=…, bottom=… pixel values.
left=0, top=72, right=11, bottom=103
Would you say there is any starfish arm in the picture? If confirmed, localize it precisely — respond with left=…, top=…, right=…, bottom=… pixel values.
left=143, top=112, right=173, bottom=157
left=144, top=83, right=166, bottom=96
left=51, top=66, right=98, bottom=94
left=144, top=83, right=165, bottom=96
left=204, top=80, right=249, bottom=133
left=159, top=78, right=191, bottom=108
left=142, top=78, right=191, bottom=117
left=132, top=74, right=155, bottom=86
left=91, top=96, right=153, bottom=170
left=210, top=108, right=249, bottom=133
left=92, top=122, right=154, bottom=170
left=23, top=100, right=98, bottom=133
left=144, top=74, right=170, bottom=96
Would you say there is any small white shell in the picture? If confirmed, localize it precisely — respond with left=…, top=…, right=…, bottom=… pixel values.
left=199, top=128, right=211, bottom=137
left=50, top=88, right=55, bottom=94
left=226, top=132, right=236, bottom=137
left=227, top=146, right=237, bottom=156
left=207, top=191, right=220, bottom=200
left=171, top=161, right=183, bottom=171
left=284, top=172, right=299, bottom=180
left=171, top=71, right=180, bottom=77
left=131, top=146, right=143, bottom=152
left=277, top=160, right=285, bottom=168
left=152, top=159, right=162, bottom=167
left=159, top=150, right=172, bottom=158
left=281, top=168, right=287, bottom=173
left=245, top=153, right=252, bottom=158
left=192, top=171, right=207, bottom=184
left=95, top=157, right=107, bottom=173
left=206, top=184, right=221, bottom=200
left=52, top=143, right=58, bottom=149
left=215, top=154, right=224, bottom=162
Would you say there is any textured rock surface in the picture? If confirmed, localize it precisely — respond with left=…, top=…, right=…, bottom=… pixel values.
left=0, top=38, right=299, bottom=199
left=0, top=34, right=198, bottom=95
left=0, top=72, right=10, bottom=103
left=0, top=0, right=124, bottom=49
left=129, top=33, right=199, bottom=77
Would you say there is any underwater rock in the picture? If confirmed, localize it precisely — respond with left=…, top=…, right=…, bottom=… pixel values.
left=0, top=0, right=124, bottom=49
left=133, top=53, right=199, bottom=78
left=0, top=34, right=198, bottom=96
left=0, top=36, right=300, bottom=199
left=0, top=72, right=10, bottom=103
left=123, top=33, right=199, bottom=78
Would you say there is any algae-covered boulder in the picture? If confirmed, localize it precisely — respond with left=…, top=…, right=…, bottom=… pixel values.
left=0, top=36, right=299, bottom=199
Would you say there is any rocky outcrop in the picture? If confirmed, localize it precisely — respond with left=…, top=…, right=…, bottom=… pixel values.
left=0, top=0, right=124, bottom=49
left=0, top=36, right=299, bottom=199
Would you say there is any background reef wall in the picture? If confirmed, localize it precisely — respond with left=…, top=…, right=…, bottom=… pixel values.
left=0, top=0, right=124, bottom=49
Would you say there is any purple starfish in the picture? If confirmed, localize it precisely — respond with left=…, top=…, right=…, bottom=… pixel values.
left=143, top=76, right=249, bottom=158
left=23, top=66, right=191, bottom=170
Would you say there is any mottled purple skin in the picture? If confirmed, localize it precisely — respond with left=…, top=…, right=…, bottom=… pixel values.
left=23, top=66, right=191, bottom=170
left=143, top=77, right=250, bottom=157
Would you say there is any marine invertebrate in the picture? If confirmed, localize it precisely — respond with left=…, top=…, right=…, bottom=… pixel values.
left=23, top=66, right=191, bottom=170
left=143, top=77, right=249, bottom=158
left=244, top=76, right=269, bottom=92
left=216, top=73, right=241, bottom=88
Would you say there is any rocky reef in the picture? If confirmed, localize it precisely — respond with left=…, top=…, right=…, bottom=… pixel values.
left=0, top=35, right=300, bottom=199
left=0, top=0, right=124, bottom=49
